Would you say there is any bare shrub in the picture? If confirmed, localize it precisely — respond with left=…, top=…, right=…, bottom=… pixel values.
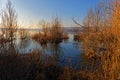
left=50, top=17, right=63, bottom=43
left=32, top=17, right=67, bottom=44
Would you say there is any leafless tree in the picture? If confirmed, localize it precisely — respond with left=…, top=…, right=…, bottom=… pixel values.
left=1, top=0, right=18, bottom=45
left=0, top=0, right=18, bottom=54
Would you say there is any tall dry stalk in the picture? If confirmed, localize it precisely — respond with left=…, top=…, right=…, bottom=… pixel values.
left=73, top=0, right=120, bottom=79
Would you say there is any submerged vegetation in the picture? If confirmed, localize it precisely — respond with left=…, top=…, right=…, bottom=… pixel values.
left=32, top=17, right=69, bottom=45
left=0, top=0, right=120, bottom=80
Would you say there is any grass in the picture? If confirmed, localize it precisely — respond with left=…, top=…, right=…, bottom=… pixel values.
left=0, top=0, right=120, bottom=80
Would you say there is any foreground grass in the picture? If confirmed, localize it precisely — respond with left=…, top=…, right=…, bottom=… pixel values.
left=0, top=50, right=103, bottom=80
left=1, top=0, right=120, bottom=80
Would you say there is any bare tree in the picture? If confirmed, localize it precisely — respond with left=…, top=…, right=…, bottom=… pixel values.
left=1, top=0, right=18, bottom=45
left=1, top=0, right=18, bottom=54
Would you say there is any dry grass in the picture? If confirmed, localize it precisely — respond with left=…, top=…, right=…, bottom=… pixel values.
left=73, top=0, right=120, bottom=80
left=1, top=0, right=120, bottom=80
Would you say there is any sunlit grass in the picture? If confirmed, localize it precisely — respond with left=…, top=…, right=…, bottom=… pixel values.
left=0, top=0, right=120, bottom=80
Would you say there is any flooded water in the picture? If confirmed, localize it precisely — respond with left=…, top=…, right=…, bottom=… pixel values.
left=15, top=33, right=82, bottom=67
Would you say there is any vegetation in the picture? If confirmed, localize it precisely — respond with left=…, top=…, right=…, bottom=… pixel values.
left=32, top=17, right=69, bottom=45
left=0, top=0, right=18, bottom=54
left=73, top=0, right=120, bottom=79
left=0, top=0, right=120, bottom=80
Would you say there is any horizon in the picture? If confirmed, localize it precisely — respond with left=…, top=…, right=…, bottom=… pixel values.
left=1, top=0, right=100, bottom=28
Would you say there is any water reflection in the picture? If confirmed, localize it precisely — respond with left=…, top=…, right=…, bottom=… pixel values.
left=17, top=38, right=31, bottom=49
left=15, top=38, right=42, bottom=53
left=15, top=34, right=82, bottom=67
left=50, top=43, right=63, bottom=60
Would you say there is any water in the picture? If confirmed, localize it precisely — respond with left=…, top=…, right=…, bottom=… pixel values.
left=15, top=33, right=82, bottom=67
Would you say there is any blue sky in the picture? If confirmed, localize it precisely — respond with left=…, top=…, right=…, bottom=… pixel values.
left=2, top=0, right=100, bottom=27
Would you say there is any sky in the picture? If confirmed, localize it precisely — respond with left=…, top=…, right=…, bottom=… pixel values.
left=1, top=0, right=100, bottom=28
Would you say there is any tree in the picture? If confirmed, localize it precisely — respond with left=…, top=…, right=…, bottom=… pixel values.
left=1, top=0, right=18, bottom=44
left=1, top=0, right=18, bottom=54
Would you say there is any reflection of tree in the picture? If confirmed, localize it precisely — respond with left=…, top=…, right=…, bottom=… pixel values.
left=51, top=43, right=63, bottom=61
left=17, top=29, right=31, bottom=50
left=18, top=38, right=31, bottom=49
left=18, top=29, right=30, bottom=40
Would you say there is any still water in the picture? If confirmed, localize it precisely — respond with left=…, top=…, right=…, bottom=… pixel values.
left=15, top=34, right=82, bottom=67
